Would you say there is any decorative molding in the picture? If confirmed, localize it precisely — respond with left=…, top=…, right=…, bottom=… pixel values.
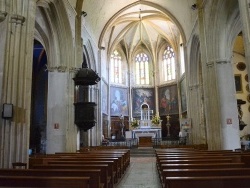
left=0, top=11, right=7, bottom=22
left=216, top=60, right=230, bottom=64
left=57, top=66, right=67, bottom=72
left=47, top=66, right=58, bottom=72
left=69, top=67, right=80, bottom=73
left=46, top=66, right=80, bottom=72
left=10, top=14, right=25, bottom=25
left=206, top=61, right=214, bottom=67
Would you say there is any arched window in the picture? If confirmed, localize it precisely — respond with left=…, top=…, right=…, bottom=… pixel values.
left=110, top=50, right=122, bottom=84
left=163, top=46, right=176, bottom=81
left=180, top=44, right=185, bottom=75
left=135, top=53, right=149, bottom=85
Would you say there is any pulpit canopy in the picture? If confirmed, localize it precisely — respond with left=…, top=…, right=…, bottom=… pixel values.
left=73, top=68, right=100, bottom=85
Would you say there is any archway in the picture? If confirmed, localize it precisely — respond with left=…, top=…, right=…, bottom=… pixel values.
left=187, top=35, right=206, bottom=145
left=29, top=40, right=48, bottom=154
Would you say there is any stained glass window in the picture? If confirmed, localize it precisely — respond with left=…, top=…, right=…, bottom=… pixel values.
left=135, top=53, right=149, bottom=85
left=163, top=46, right=176, bottom=81
left=110, top=50, right=122, bottom=84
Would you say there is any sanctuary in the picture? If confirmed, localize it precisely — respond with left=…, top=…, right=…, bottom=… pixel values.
left=126, top=103, right=162, bottom=146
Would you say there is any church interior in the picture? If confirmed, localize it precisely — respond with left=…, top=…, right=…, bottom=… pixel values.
left=1, top=0, right=250, bottom=187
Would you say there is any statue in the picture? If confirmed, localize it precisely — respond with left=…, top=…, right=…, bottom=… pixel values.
left=119, top=115, right=125, bottom=140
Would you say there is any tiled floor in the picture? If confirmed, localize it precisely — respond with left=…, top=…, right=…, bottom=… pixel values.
left=115, top=157, right=161, bottom=188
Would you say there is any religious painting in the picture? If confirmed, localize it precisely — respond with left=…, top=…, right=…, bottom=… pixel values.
left=110, top=86, right=128, bottom=116
left=234, top=74, right=243, bottom=93
left=180, top=78, right=187, bottom=112
left=158, top=84, right=179, bottom=115
left=132, top=88, right=155, bottom=117
left=101, top=81, right=108, bottom=115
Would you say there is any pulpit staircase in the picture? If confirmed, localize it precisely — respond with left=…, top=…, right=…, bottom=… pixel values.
left=130, top=147, right=156, bottom=157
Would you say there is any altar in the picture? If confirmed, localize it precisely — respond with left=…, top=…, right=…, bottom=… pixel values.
left=129, top=102, right=162, bottom=146
left=132, top=128, right=162, bottom=139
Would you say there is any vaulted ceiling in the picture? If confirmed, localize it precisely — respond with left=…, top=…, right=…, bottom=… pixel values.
left=79, top=0, right=197, bottom=57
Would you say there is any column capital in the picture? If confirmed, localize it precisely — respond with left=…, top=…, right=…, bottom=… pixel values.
left=0, top=11, right=7, bottom=22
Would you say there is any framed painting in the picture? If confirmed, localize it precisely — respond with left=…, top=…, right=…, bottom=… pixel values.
left=110, top=86, right=128, bottom=116
left=158, top=84, right=179, bottom=115
left=234, top=74, right=243, bottom=93
left=180, top=78, right=187, bottom=112
left=132, top=88, right=155, bottom=117
left=101, top=81, right=108, bottom=115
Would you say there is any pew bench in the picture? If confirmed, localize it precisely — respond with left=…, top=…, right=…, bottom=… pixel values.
left=51, top=154, right=125, bottom=175
left=47, top=160, right=117, bottom=185
left=0, top=168, right=102, bottom=188
left=0, top=175, right=90, bottom=188
left=164, top=175, right=250, bottom=188
left=161, top=167, right=250, bottom=187
left=31, top=164, right=110, bottom=188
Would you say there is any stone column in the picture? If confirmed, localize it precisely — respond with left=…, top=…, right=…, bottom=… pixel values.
left=46, top=68, right=76, bottom=154
left=188, top=84, right=207, bottom=144
left=197, top=0, right=222, bottom=150
left=0, top=0, right=37, bottom=168
left=216, top=61, right=240, bottom=149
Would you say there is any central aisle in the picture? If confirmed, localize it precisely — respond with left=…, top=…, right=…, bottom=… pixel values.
left=115, top=157, right=161, bottom=188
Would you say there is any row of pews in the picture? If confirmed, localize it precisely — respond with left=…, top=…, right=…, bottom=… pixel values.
left=0, top=146, right=130, bottom=188
left=156, top=148, right=250, bottom=188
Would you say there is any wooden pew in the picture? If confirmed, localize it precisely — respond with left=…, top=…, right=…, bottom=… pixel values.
left=155, top=148, right=250, bottom=188
left=163, top=167, right=250, bottom=177
left=32, top=154, right=124, bottom=176
left=47, top=160, right=116, bottom=185
left=159, top=162, right=245, bottom=179
left=52, top=153, right=125, bottom=175
left=165, top=176, right=250, bottom=188
left=0, top=168, right=102, bottom=188
left=160, top=162, right=245, bottom=170
left=0, top=176, right=90, bottom=188
left=161, top=167, right=250, bottom=187
left=31, top=164, right=110, bottom=188
left=30, top=156, right=119, bottom=185
left=54, top=149, right=130, bottom=172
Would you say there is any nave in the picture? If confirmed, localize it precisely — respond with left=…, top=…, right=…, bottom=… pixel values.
left=2, top=146, right=250, bottom=187
left=115, top=157, right=161, bottom=188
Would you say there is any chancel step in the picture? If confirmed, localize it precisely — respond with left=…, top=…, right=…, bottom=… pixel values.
left=130, top=147, right=156, bottom=157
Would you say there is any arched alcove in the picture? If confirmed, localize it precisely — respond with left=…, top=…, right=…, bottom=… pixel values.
left=30, top=40, right=48, bottom=154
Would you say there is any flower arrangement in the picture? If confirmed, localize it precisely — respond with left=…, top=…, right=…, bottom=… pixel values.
left=241, top=134, right=250, bottom=141
left=151, top=114, right=161, bottom=125
left=130, top=119, right=139, bottom=128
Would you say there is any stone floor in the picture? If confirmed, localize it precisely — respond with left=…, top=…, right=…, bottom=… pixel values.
left=115, top=157, right=161, bottom=188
